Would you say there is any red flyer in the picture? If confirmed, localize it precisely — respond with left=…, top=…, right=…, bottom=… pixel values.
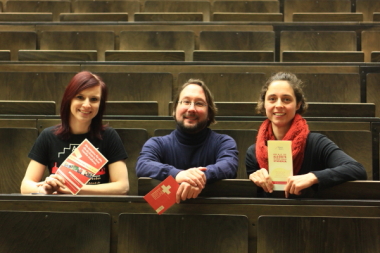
left=55, top=139, right=108, bottom=195
left=144, top=176, right=179, bottom=215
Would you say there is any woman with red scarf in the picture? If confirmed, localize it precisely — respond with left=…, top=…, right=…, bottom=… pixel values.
left=246, top=72, right=367, bottom=198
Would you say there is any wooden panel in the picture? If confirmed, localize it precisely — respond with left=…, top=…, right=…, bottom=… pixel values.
left=177, top=72, right=267, bottom=102
left=374, top=12, right=380, bottom=21
left=199, top=31, right=275, bottom=50
left=0, top=100, right=56, bottom=115
left=19, top=50, right=97, bottom=61
left=193, top=50, right=274, bottom=62
left=281, top=31, right=357, bottom=55
left=105, top=101, right=158, bottom=116
left=258, top=216, right=380, bottom=253
left=119, top=31, right=194, bottom=61
left=311, top=130, right=372, bottom=180
left=284, top=0, right=351, bottom=21
left=0, top=31, right=36, bottom=61
left=72, top=0, right=139, bottom=22
left=362, top=31, right=380, bottom=62
left=138, top=178, right=256, bottom=197
left=5, top=0, right=71, bottom=21
left=134, top=12, right=203, bottom=21
left=293, top=12, right=363, bottom=22
left=39, top=31, right=115, bottom=61
left=213, top=13, right=283, bottom=22
left=0, top=128, right=38, bottom=193
left=212, top=0, right=280, bottom=13
left=0, top=13, right=53, bottom=21
left=0, top=50, right=10, bottom=61
left=114, top=128, right=149, bottom=196
left=366, top=73, right=380, bottom=117
left=0, top=72, right=76, bottom=115
left=356, top=0, right=380, bottom=21
left=60, top=13, right=129, bottom=22
left=372, top=51, right=380, bottom=62
left=144, top=0, right=211, bottom=21
left=118, top=213, right=249, bottom=253
left=99, top=72, right=173, bottom=116
left=282, top=51, right=364, bottom=62
left=105, top=50, right=185, bottom=61
left=295, top=73, right=361, bottom=103
left=0, top=211, right=111, bottom=253
left=305, top=102, right=375, bottom=117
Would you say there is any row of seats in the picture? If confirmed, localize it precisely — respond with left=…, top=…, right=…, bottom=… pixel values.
left=0, top=0, right=379, bottom=22
left=1, top=30, right=380, bottom=62
left=0, top=126, right=374, bottom=195
left=0, top=72, right=378, bottom=116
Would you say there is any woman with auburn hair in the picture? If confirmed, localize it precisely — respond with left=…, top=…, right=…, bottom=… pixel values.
left=21, top=71, right=129, bottom=195
left=246, top=72, right=366, bottom=198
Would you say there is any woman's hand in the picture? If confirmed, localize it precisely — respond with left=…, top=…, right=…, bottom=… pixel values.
left=249, top=168, right=273, bottom=193
left=284, top=173, right=318, bottom=198
left=39, top=174, right=66, bottom=194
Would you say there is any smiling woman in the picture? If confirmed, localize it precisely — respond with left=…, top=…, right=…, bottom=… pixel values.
left=20, top=71, right=130, bottom=195
left=246, top=72, right=367, bottom=198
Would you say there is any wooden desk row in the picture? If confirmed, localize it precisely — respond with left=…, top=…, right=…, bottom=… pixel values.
left=1, top=180, right=380, bottom=253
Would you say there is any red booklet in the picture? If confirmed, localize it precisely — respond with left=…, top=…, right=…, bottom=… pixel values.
left=144, top=175, right=179, bottom=215
left=55, top=139, right=108, bottom=195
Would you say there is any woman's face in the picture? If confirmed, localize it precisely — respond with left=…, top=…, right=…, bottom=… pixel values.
left=264, top=80, right=300, bottom=133
left=69, top=85, right=101, bottom=127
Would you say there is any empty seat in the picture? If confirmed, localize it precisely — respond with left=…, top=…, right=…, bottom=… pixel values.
left=0, top=50, right=10, bottom=61
left=0, top=31, right=36, bottom=61
left=0, top=211, right=111, bottom=252
left=212, top=13, right=283, bottom=22
left=177, top=72, right=267, bottom=102
left=144, top=0, right=211, bottom=21
left=194, top=50, right=274, bottom=61
left=105, top=101, right=159, bottom=116
left=119, top=31, right=195, bottom=61
left=0, top=100, right=56, bottom=115
left=282, top=51, right=364, bottom=62
left=212, top=0, right=280, bottom=13
left=258, top=216, right=380, bottom=253
left=0, top=13, right=53, bottom=21
left=72, top=0, right=139, bottom=22
left=134, top=12, right=203, bottom=21
left=295, top=73, right=361, bottom=103
left=0, top=128, right=38, bottom=193
left=362, top=31, right=380, bottom=62
left=118, top=213, right=249, bottom=252
left=284, top=0, right=351, bottom=22
left=19, top=50, right=97, bottom=61
left=374, top=12, right=380, bottom=21
left=366, top=73, right=380, bottom=117
left=280, top=31, right=358, bottom=62
left=292, top=12, right=363, bottom=22
left=114, top=128, right=149, bottom=195
left=5, top=0, right=71, bottom=21
left=356, top=0, right=380, bottom=22
left=39, top=31, right=115, bottom=61
left=372, top=52, right=380, bottom=62
left=105, top=50, right=185, bottom=61
left=60, top=13, right=129, bottom=22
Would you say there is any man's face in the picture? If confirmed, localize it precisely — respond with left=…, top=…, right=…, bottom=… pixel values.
left=175, top=84, right=209, bottom=134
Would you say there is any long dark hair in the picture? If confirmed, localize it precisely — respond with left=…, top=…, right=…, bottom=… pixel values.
left=54, top=71, right=108, bottom=140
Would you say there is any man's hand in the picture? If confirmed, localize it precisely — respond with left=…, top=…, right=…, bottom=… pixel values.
left=176, top=182, right=203, bottom=203
left=249, top=168, right=273, bottom=193
left=175, top=167, right=207, bottom=189
left=284, top=173, right=318, bottom=198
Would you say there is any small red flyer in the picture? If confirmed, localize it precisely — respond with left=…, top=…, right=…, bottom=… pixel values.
left=144, top=175, right=179, bottom=215
left=55, top=139, right=108, bottom=195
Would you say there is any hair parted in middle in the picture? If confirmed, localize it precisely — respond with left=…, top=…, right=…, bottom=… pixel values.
left=256, top=72, right=308, bottom=115
left=172, top=78, right=218, bottom=126
left=54, top=70, right=108, bottom=140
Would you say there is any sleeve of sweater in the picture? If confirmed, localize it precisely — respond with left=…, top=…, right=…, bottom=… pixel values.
left=245, top=144, right=260, bottom=176
left=308, top=134, right=367, bottom=190
left=204, top=134, right=239, bottom=183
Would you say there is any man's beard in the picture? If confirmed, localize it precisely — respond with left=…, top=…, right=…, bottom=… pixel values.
left=176, top=116, right=208, bottom=134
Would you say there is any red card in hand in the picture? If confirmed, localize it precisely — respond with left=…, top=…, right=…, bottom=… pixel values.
left=144, top=175, right=179, bottom=215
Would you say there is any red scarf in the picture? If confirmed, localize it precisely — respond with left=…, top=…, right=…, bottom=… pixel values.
left=255, top=114, right=309, bottom=175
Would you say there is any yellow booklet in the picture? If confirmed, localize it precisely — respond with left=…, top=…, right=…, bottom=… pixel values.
left=268, top=140, right=293, bottom=191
